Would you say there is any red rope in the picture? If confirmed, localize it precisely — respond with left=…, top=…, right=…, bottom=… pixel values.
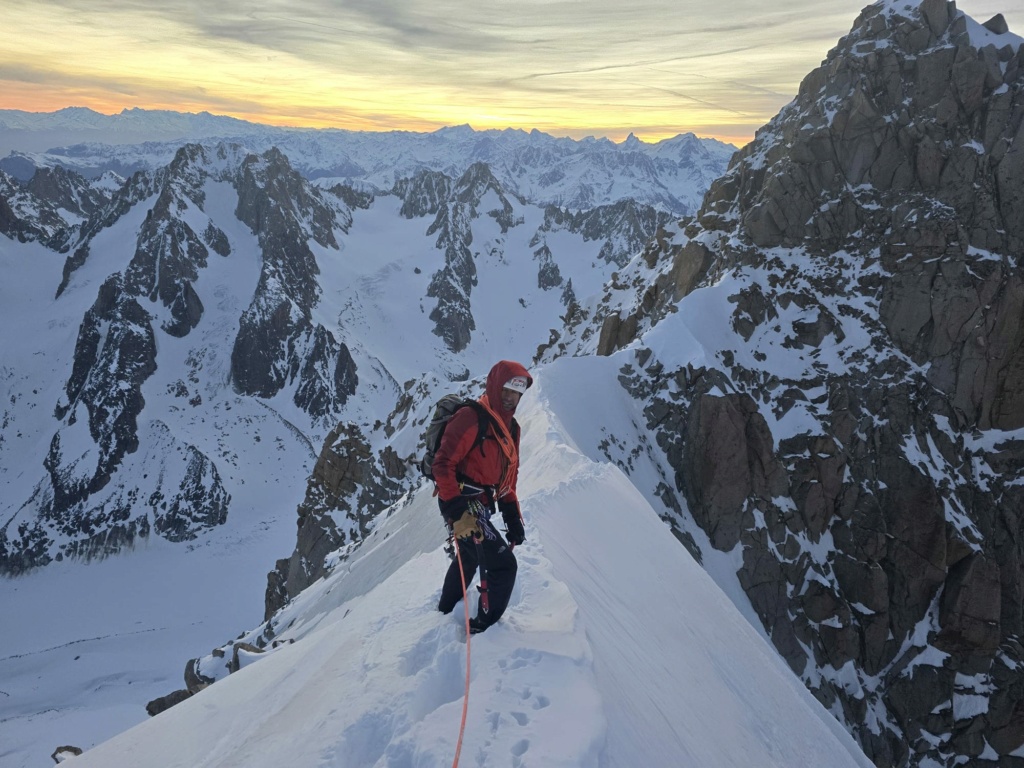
left=451, top=542, right=472, bottom=768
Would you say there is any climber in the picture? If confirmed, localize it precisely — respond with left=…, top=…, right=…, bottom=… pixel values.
left=433, top=360, right=532, bottom=633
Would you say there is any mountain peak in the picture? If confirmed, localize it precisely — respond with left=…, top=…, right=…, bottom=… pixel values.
left=434, top=123, right=475, bottom=137
left=621, top=132, right=642, bottom=148
left=698, top=0, right=1024, bottom=253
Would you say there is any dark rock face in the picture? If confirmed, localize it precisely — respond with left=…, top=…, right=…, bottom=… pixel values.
left=145, top=689, right=192, bottom=716
left=880, top=252, right=1024, bottom=431
left=0, top=275, right=156, bottom=572
left=424, top=163, right=517, bottom=351
left=394, top=169, right=452, bottom=218
left=230, top=148, right=358, bottom=417
left=601, top=3, right=1024, bottom=766
left=125, top=145, right=217, bottom=338
left=0, top=272, right=233, bottom=573
left=0, top=169, right=78, bottom=251
left=681, top=391, right=789, bottom=551
left=148, top=432, right=230, bottom=543
left=701, top=0, right=1024, bottom=255
left=26, top=165, right=107, bottom=219
left=533, top=244, right=564, bottom=290
left=50, top=274, right=157, bottom=511
left=265, top=422, right=406, bottom=617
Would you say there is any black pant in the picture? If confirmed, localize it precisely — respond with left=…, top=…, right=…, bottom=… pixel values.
left=438, top=526, right=518, bottom=628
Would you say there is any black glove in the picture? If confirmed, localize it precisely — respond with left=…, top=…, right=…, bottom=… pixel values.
left=439, top=495, right=468, bottom=524
left=499, top=500, right=525, bottom=546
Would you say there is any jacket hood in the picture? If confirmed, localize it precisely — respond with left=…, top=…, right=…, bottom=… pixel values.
left=484, top=360, right=533, bottom=422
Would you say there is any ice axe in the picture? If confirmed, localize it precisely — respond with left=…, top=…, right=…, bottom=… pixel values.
left=473, top=532, right=490, bottom=616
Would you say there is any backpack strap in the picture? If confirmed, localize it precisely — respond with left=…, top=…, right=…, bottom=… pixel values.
left=461, top=400, right=493, bottom=454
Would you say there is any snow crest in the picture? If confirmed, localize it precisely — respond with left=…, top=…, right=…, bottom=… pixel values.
left=60, top=373, right=871, bottom=767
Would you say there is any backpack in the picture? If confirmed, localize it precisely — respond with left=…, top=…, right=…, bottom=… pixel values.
left=418, top=395, right=491, bottom=480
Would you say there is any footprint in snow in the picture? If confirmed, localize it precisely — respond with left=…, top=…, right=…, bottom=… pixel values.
left=511, top=738, right=530, bottom=766
left=499, top=648, right=542, bottom=672
left=398, top=625, right=443, bottom=677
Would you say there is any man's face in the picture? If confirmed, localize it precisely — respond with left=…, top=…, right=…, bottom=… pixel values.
left=501, top=387, right=523, bottom=412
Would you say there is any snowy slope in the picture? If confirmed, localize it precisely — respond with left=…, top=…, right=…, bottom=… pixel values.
left=55, top=363, right=872, bottom=768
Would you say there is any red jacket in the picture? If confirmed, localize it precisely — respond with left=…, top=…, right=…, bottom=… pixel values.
left=433, top=360, right=532, bottom=506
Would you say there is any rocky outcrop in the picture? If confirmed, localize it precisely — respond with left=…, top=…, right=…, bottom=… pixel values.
left=0, top=270, right=233, bottom=572
left=681, top=391, right=790, bottom=551
left=595, top=236, right=715, bottom=357
left=0, top=169, right=77, bottom=251
left=265, top=422, right=408, bottom=616
left=0, top=163, right=111, bottom=253
left=230, top=148, right=358, bottom=418
left=425, top=199, right=477, bottom=352
left=701, top=0, right=1024, bottom=254
left=533, top=244, right=563, bottom=290
left=123, top=145, right=232, bottom=338
left=576, top=199, right=673, bottom=267
left=50, top=274, right=157, bottom=512
left=394, top=169, right=451, bottom=218
left=0, top=275, right=156, bottom=572
left=145, top=689, right=192, bottom=717
left=880, top=249, right=1024, bottom=431
left=423, top=162, right=522, bottom=351
left=51, top=746, right=83, bottom=763
left=532, top=200, right=673, bottom=269
left=26, top=165, right=107, bottom=220
left=601, top=2, right=1024, bottom=766
left=147, top=427, right=230, bottom=543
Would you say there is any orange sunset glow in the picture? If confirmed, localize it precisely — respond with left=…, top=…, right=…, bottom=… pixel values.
left=2, top=0, right=1022, bottom=146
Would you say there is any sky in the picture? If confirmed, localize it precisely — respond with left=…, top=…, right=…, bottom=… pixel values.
left=2, top=0, right=1022, bottom=146
left=0, top=352, right=876, bottom=768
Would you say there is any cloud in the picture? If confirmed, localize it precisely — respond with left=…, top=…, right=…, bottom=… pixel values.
left=4, top=0, right=1024, bottom=144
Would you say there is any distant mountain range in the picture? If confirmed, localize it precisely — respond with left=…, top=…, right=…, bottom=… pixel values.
left=0, top=108, right=736, bottom=217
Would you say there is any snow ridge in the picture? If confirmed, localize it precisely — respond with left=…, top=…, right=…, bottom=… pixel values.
left=60, top=370, right=872, bottom=768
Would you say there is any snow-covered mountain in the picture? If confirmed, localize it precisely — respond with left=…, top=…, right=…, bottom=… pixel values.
left=0, top=107, right=274, bottom=156
left=0, top=139, right=677, bottom=577
left=0, top=112, right=735, bottom=217
left=2, top=1, right=1023, bottom=767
